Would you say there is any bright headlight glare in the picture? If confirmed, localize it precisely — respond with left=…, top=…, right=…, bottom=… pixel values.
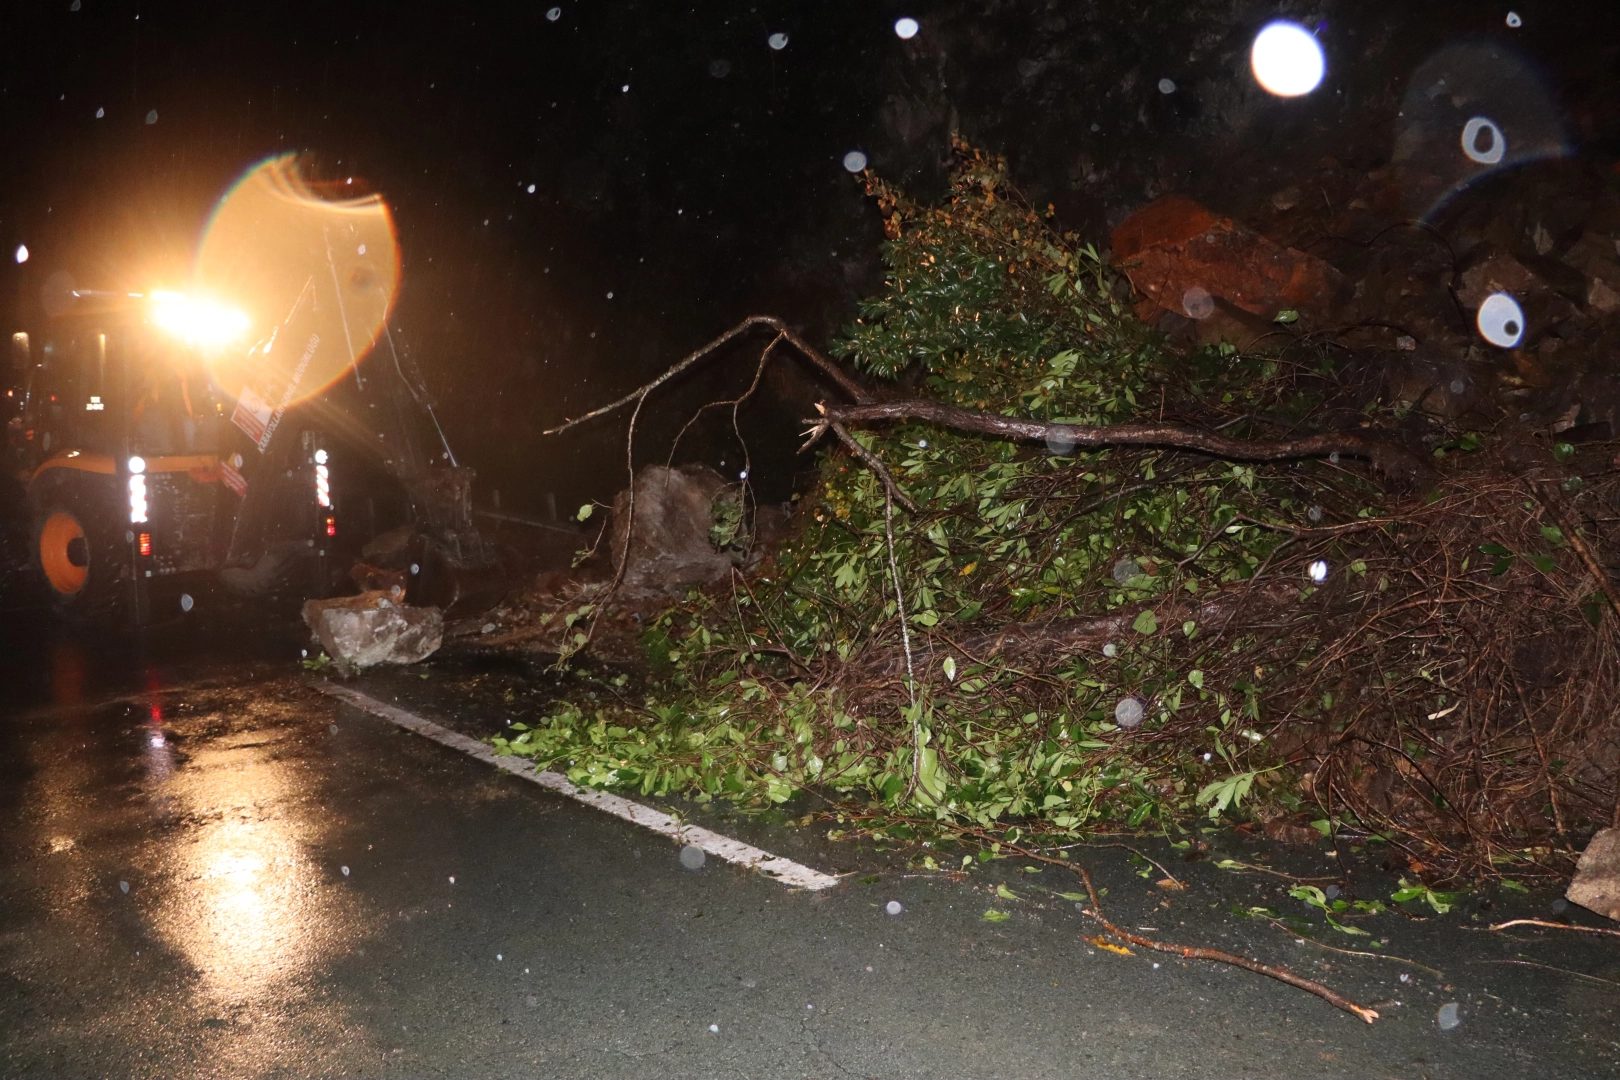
left=150, top=291, right=250, bottom=347
left=128, top=474, right=148, bottom=523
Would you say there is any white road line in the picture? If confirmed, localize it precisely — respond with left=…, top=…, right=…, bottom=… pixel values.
left=316, top=682, right=842, bottom=892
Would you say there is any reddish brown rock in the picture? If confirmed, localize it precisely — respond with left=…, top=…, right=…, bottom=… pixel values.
left=1111, top=195, right=1346, bottom=324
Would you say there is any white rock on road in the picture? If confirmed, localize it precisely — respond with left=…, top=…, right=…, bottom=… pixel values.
left=302, top=590, right=444, bottom=669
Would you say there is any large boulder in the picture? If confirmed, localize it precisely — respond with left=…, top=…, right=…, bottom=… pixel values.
left=609, top=464, right=743, bottom=592
left=1567, top=827, right=1620, bottom=922
left=302, top=589, right=443, bottom=669
left=1111, top=195, right=1347, bottom=329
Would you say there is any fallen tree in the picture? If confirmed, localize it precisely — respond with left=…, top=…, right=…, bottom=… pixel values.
left=495, top=139, right=1618, bottom=891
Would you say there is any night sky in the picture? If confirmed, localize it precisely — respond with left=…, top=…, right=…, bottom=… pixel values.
left=4, top=0, right=1618, bottom=512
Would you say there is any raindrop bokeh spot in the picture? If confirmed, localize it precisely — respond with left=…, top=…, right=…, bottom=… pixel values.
left=1437, top=1002, right=1462, bottom=1030
left=1111, top=557, right=1141, bottom=586
left=13, top=244, right=27, bottom=264
left=768, top=32, right=789, bottom=50
left=679, top=844, right=707, bottom=870
left=1157, top=78, right=1177, bottom=95
left=709, top=58, right=731, bottom=79
left=894, top=17, right=920, bottom=40
left=885, top=900, right=903, bottom=915
left=1045, top=428, right=1077, bottom=456
left=842, top=150, right=868, bottom=173
left=1308, top=559, right=1329, bottom=584
left=1477, top=292, right=1525, bottom=348
left=1505, top=11, right=1522, bottom=27
left=1250, top=21, right=1325, bottom=97
left=1114, top=697, right=1145, bottom=729
left=1181, top=286, right=1215, bottom=320
left=144, top=109, right=158, bottom=125
left=1461, top=116, right=1507, bottom=165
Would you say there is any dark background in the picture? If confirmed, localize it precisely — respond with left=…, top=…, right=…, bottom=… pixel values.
left=3, top=0, right=1618, bottom=515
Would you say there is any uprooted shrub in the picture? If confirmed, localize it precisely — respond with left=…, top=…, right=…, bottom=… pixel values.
left=493, top=138, right=1619, bottom=883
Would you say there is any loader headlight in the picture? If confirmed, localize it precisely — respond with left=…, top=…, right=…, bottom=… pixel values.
left=128, top=473, right=148, bottom=524
left=150, top=291, right=250, bottom=347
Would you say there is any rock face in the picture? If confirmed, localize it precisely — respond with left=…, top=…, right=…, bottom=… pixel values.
left=1567, top=827, right=1620, bottom=922
left=302, top=590, right=444, bottom=669
left=609, top=464, right=742, bottom=592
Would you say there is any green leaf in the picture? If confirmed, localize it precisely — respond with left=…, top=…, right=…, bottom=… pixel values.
left=1498, top=879, right=1529, bottom=893
left=995, top=883, right=1020, bottom=901
left=982, top=909, right=1012, bottom=923
left=1539, top=525, right=1566, bottom=547
left=576, top=503, right=595, bottom=522
left=1491, top=555, right=1516, bottom=576
left=1132, top=609, right=1158, bottom=636
left=1553, top=442, right=1576, bottom=463
left=1527, top=553, right=1557, bottom=574
left=1273, top=309, right=1300, bottom=324
left=942, top=656, right=957, bottom=682
left=1055, top=891, right=1089, bottom=903
left=1477, top=542, right=1512, bottom=557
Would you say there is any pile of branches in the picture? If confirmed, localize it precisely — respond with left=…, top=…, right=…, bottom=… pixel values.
left=501, top=139, right=1618, bottom=884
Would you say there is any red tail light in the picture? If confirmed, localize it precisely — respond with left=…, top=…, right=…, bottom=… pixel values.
left=137, top=532, right=152, bottom=557
left=325, top=516, right=336, bottom=537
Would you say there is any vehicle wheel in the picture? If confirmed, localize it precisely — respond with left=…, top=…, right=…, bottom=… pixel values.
left=30, top=481, right=129, bottom=624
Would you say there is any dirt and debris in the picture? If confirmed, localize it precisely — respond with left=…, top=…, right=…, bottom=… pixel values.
left=447, top=144, right=1620, bottom=889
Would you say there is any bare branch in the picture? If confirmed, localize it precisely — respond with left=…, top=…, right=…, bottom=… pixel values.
left=817, top=399, right=1427, bottom=483
left=544, top=315, right=868, bottom=437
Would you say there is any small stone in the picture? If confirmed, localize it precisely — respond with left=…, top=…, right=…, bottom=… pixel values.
left=1436, top=1002, right=1462, bottom=1030
left=885, top=901, right=903, bottom=916
left=680, top=844, right=706, bottom=870
left=1395, top=335, right=1417, bottom=351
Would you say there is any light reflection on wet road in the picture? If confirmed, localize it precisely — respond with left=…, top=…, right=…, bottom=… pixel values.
left=2, top=624, right=1617, bottom=1079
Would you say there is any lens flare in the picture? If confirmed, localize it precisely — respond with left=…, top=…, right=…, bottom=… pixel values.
left=1250, top=22, right=1325, bottom=97
left=1392, top=43, right=1568, bottom=221
left=1461, top=116, right=1506, bottom=165
left=194, top=155, right=400, bottom=425
left=150, top=291, right=251, bottom=347
left=1477, top=292, right=1524, bottom=348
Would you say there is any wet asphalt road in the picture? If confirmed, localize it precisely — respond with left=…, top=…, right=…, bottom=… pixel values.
left=2, top=620, right=1619, bottom=1079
